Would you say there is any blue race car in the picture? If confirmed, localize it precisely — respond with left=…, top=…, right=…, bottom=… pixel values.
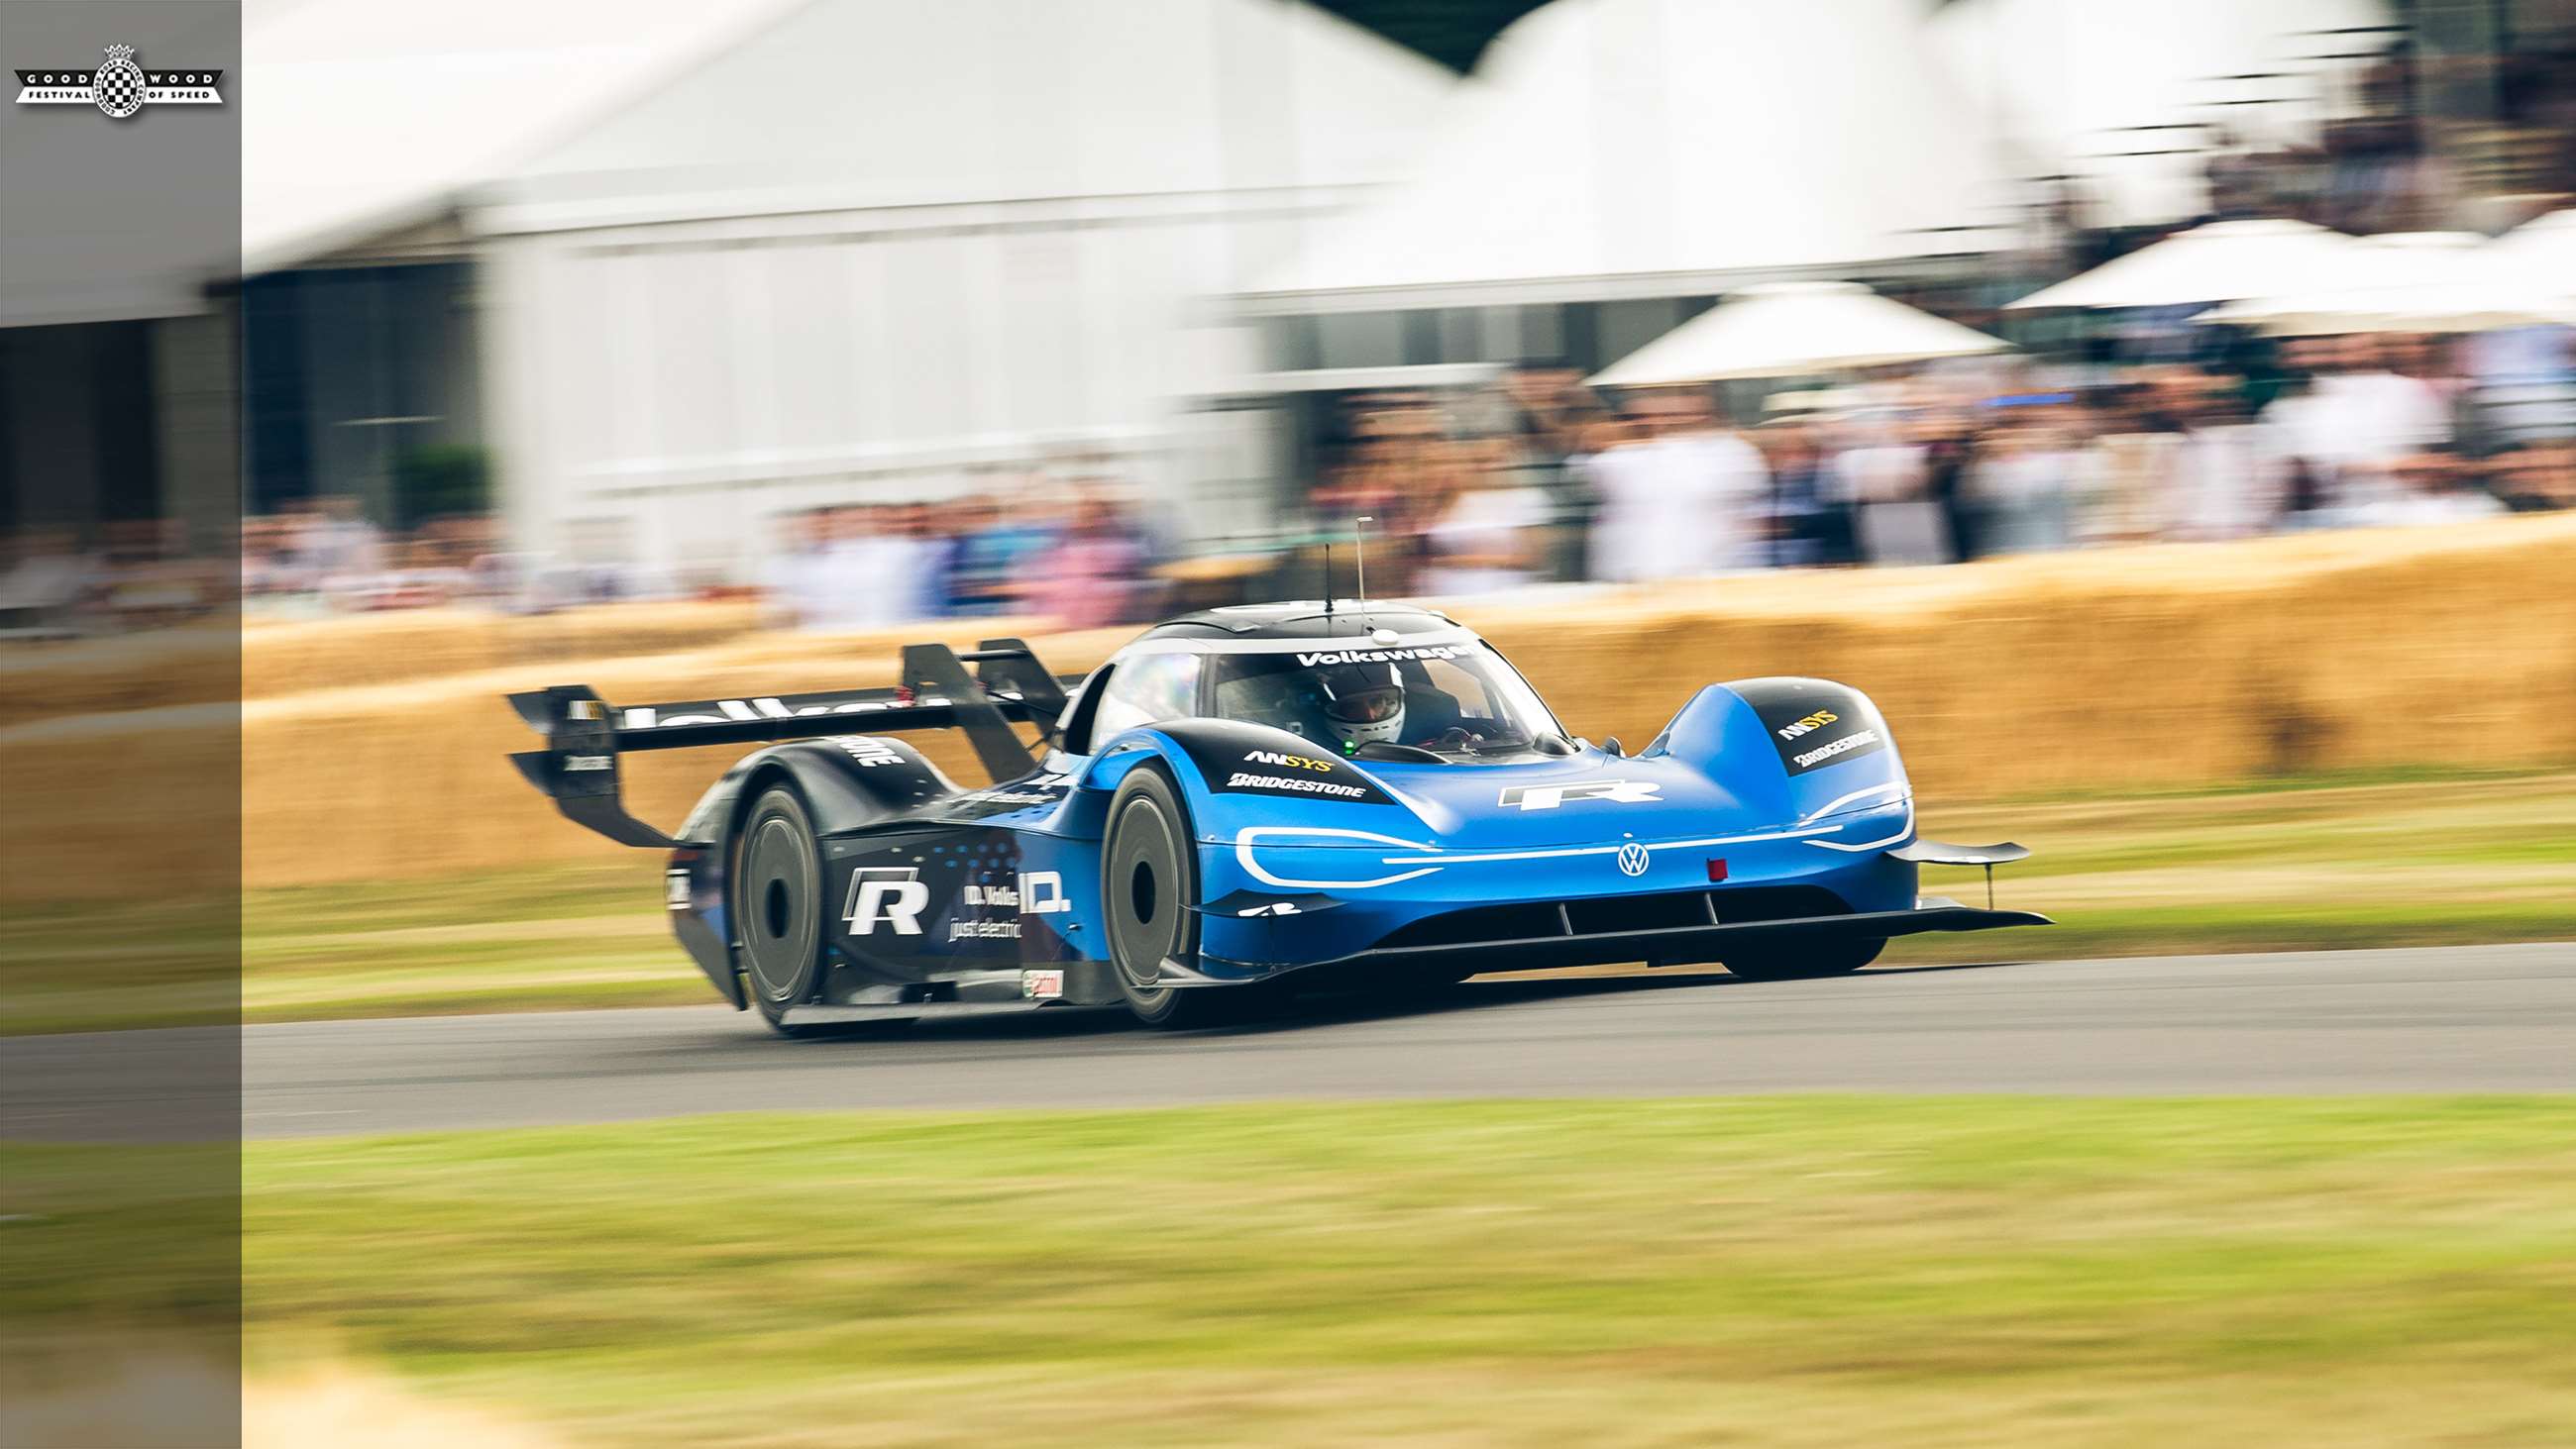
left=508, top=601, right=2046, bottom=1034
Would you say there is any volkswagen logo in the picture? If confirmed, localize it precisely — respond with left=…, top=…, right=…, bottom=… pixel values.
left=1615, top=842, right=1650, bottom=878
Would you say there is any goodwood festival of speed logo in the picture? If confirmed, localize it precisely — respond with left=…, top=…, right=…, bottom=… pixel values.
left=14, top=46, right=223, bottom=119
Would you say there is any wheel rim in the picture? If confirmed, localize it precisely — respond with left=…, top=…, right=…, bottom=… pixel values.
left=1107, top=793, right=1186, bottom=1006
left=737, top=808, right=821, bottom=1003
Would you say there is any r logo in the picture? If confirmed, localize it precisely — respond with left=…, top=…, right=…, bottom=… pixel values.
left=1498, top=779, right=1664, bottom=811
left=843, top=868, right=927, bottom=936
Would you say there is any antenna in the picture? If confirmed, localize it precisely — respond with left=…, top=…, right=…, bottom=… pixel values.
left=1353, top=516, right=1373, bottom=630
left=1323, top=544, right=1333, bottom=622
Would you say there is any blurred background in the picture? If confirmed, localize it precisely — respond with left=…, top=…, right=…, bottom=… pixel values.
left=7, top=0, right=2576, bottom=636
left=8, top=7, right=2576, bottom=1445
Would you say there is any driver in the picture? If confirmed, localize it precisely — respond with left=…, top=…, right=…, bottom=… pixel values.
left=1309, top=663, right=1406, bottom=750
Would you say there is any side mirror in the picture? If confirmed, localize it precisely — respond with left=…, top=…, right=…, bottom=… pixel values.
left=1602, top=736, right=1624, bottom=758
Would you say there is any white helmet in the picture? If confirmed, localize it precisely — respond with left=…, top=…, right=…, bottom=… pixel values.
left=1316, top=665, right=1406, bottom=749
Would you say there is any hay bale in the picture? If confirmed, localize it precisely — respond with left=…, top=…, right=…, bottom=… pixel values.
left=242, top=601, right=767, bottom=699
left=1468, top=516, right=2576, bottom=798
left=0, top=703, right=240, bottom=901
left=0, top=604, right=769, bottom=732
left=0, top=624, right=238, bottom=732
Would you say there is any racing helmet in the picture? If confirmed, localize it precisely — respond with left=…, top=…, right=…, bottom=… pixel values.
left=1313, top=664, right=1405, bottom=748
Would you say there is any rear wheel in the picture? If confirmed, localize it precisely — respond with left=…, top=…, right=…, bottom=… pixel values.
left=733, top=784, right=828, bottom=1035
left=1102, top=769, right=1272, bottom=1028
left=1722, top=938, right=1885, bottom=982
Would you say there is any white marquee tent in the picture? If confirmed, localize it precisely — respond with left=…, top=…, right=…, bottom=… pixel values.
left=1241, top=0, right=2037, bottom=311
left=243, top=0, right=1459, bottom=572
left=243, top=0, right=809, bottom=275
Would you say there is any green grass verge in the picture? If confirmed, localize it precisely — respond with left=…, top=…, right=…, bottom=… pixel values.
left=225, top=1098, right=2576, bottom=1445
left=0, top=895, right=238, bottom=1034
left=220, top=768, right=2576, bottom=1025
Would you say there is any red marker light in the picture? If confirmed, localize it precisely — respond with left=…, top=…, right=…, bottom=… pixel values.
left=1705, top=859, right=1729, bottom=881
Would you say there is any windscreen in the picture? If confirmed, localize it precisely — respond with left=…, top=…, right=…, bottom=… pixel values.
left=1207, top=642, right=1563, bottom=759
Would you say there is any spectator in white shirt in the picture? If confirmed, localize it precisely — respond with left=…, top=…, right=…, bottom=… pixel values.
left=2342, top=450, right=2508, bottom=528
left=1583, top=391, right=1770, bottom=581
left=805, top=504, right=918, bottom=631
left=2163, top=369, right=2285, bottom=542
left=1420, top=439, right=1551, bottom=597
left=2301, top=335, right=2452, bottom=509
left=302, top=494, right=387, bottom=579
left=760, top=508, right=831, bottom=630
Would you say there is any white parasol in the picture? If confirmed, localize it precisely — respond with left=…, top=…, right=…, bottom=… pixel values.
left=2004, top=218, right=2366, bottom=310
left=2199, top=231, right=2576, bottom=334
left=1588, top=282, right=2008, bottom=386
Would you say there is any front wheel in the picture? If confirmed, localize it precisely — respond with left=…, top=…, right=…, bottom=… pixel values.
left=1101, top=768, right=1273, bottom=1028
left=1722, top=938, right=1885, bottom=982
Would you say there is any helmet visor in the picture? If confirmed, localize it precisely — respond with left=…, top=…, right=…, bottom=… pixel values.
left=1326, top=685, right=1404, bottom=724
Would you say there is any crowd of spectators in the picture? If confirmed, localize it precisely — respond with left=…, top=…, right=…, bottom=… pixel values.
left=1294, top=335, right=2576, bottom=600
left=29, top=324, right=2569, bottom=645
left=239, top=504, right=683, bottom=616
left=759, top=484, right=1167, bottom=632
left=206, top=330, right=2576, bottom=635
left=218, top=476, right=1180, bottom=633
left=0, top=519, right=231, bottom=640
left=30, top=321, right=2572, bottom=644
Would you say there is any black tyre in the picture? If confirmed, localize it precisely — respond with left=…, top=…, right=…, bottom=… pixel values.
left=1102, top=768, right=1271, bottom=1028
left=1722, top=937, right=1885, bottom=982
left=733, top=783, right=828, bottom=1035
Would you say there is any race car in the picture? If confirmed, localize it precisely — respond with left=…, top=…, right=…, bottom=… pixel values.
left=508, top=601, right=2047, bottom=1034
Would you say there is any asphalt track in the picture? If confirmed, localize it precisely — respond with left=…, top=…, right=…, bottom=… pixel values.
left=10, top=945, right=2572, bottom=1141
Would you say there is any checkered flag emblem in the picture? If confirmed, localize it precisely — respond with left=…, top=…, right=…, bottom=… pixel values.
left=93, top=45, right=144, bottom=118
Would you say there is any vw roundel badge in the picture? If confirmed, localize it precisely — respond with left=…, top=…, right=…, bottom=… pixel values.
left=1615, top=841, right=1650, bottom=878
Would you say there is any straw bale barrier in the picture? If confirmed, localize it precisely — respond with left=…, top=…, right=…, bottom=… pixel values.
left=2, top=516, right=2569, bottom=902
left=0, top=624, right=238, bottom=732
left=239, top=600, right=766, bottom=701
left=1474, top=514, right=2576, bottom=800
left=0, top=602, right=766, bottom=734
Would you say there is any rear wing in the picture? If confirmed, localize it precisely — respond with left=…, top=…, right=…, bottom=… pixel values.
left=507, top=638, right=1085, bottom=848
